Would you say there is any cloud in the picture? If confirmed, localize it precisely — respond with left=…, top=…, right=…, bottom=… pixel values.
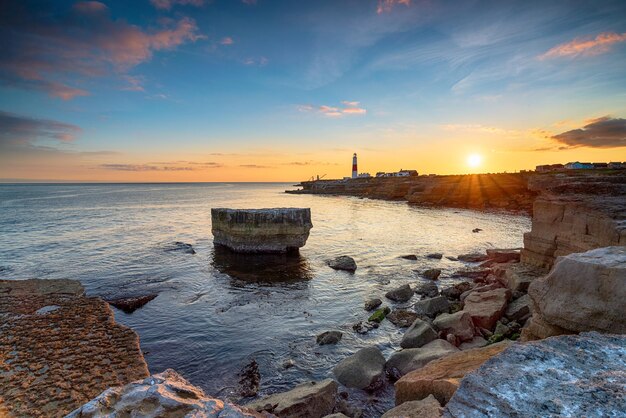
left=100, top=160, right=223, bottom=171
left=0, top=1, right=204, bottom=99
left=243, top=57, right=269, bottom=66
left=150, top=0, right=204, bottom=10
left=300, top=101, right=367, bottom=118
left=540, top=32, right=626, bottom=59
left=0, top=111, right=81, bottom=147
left=377, top=0, right=411, bottom=14
left=239, top=164, right=272, bottom=169
left=220, top=37, right=234, bottom=46
left=121, top=75, right=145, bottom=92
left=551, top=117, right=626, bottom=148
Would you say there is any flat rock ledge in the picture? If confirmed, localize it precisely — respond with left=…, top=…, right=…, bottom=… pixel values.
left=444, top=332, right=626, bottom=417
left=211, top=208, right=313, bottom=253
left=0, top=279, right=149, bottom=417
left=68, top=369, right=269, bottom=418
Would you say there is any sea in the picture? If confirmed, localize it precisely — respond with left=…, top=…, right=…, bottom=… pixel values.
left=0, top=182, right=530, bottom=416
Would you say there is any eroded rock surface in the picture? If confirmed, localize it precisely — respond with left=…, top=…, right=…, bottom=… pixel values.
left=333, top=347, right=385, bottom=390
left=247, top=379, right=337, bottom=418
left=382, top=394, right=442, bottom=418
left=386, top=339, right=459, bottom=378
left=0, top=279, right=149, bottom=417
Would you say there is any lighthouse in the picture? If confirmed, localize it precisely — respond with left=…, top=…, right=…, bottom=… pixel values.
left=352, top=153, right=358, bottom=179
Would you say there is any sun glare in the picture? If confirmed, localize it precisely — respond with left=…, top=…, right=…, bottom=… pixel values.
left=467, top=153, right=482, bottom=168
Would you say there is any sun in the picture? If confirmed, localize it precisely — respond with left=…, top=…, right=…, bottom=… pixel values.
left=467, top=153, right=482, bottom=168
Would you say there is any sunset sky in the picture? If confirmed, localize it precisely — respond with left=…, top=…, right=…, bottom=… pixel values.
left=1, top=0, right=625, bottom=182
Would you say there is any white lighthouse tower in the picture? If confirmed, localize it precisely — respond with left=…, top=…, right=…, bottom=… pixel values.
left=352, top=153, right=358, bottom=179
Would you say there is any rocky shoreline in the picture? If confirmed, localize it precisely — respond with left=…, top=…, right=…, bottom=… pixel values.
left=1, top=171, right=624, bottom=417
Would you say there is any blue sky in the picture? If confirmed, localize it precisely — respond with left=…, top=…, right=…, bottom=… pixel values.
left=1, top=0, right=625, bottom=181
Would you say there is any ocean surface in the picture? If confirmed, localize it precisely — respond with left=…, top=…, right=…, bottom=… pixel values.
left=0, top=183, right=530, bottom=416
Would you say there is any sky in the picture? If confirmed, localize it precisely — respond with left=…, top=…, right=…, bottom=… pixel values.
left=1, top=0, right=625, bottom=182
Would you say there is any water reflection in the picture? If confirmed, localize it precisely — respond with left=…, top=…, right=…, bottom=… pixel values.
left=211, top=245, right=313, bottom=282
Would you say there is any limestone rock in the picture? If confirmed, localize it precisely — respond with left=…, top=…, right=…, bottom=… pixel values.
left=457, top=253, right=488, bottom=263
left=401, top=319, right=438, bottom=348
left=459, top=283, right=502, bottom=302
left=69, top=369, right=267, bottom=417
left=106, top=294, right=157, bottom=314
left=400, top=254, right=418, bottom=260
left=329, top=256, right=357, bottom=272
left=463, top=288, right=510, bottom=330
left=414, top=296, right=450, bottom=318
left=387, top=309, right=419, bottom=328
left=386, top=339, right=459, bottom=378
left=381, top=395, right=442, bottom=418
left=415, top=281, right=439, bottom=298
left=422, top=269, right=441, bottom=281
left=317, top=331, right=343, bottom=345
left=333, top=347, right=385, bottom=390
left=444, top=333, right=626, bottom=418
left=394, top=341, right=513, bottom=406
left=440, top=282, right=472, bottom=300
left=485, top=248, right=520, bottom=263
left=505, top=294, right=531, bottom=322
left=433, top=311, right=475, bottom=343
left=385, top=284, right=414, bottom=302
left=426, top=253, right=443, bottom=260
left=458, top=337, right=487, bottom=351
left=527, top=246, right=626, bottom=336
left=364, top=298, right=382, bottom=311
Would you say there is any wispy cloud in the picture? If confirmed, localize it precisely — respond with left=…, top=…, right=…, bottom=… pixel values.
left=100, top=160, right=223, bottom=171
left=551, top=116, right=626, bottom=148
left=239, top=164, right=272, bottom=169
left=150, top=0, right=204, bottom=10
left=0, top=111, right=81, bottom=147
left=300, top=101, right=367, bottom=118
left=220, top=37, right=234, bottom=46
left=377, top=0, right=411, bottom=14
left=243, top=57, right=269, bottom=66
left=540, top=32, right=626, bottom=59
left=121, top=75, right=145, bottom=92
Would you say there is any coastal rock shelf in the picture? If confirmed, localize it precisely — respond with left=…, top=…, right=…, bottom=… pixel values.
left=0, top=279, right=149, bottom=417
left=211, top=208, right=313, bottom=253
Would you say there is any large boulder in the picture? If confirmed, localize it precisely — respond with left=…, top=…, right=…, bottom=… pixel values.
left=385, top=339, right=459, bottom=378
left=463, top=288, right=510, bottom=330
left=394, top=341, right=513, bottom=406
left=333, top=347, right=385, bottom=390
left=414, top=296, right=450, bottom=318
left=527, top=246, right=626, bottom=337
left=385, top=284, right=414, bottom=302
left=444, top=333, right=626, bottom=417
left=328, top=256, right=357, bottom=272
left=485, top=248, right=520, bottom=263
left=433, top=311, right=475, bottom=343
left=69, top=369, right=266, bottom=418
left=401, top=319, right=438, bottom=348
left=247, top=379, right=337, bottom=418
left=211, top=208, right=312, bottom=253
left=316, top=331, right=342, bottom=345
left=381, top=395, right=442, bottom=418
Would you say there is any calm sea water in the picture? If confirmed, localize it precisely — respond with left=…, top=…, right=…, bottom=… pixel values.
left=0, top=183, right=530, bottom=416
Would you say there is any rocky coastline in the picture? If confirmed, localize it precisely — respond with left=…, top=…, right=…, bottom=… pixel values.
left=1, top=171, right=625, bottom=417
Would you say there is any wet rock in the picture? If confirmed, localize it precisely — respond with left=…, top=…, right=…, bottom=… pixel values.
left=368, top=306, right=391, bottom=323
left=106, top=294, right=157, bottom=314
left=463, top=288, right=510, bottom=330
left=386, top=339, right=459, bottom=378
left=446, top=256, right=458, bottom=262
left=323, top=414, right=350, bottom=418
left=415, top=281, right=439, bottom=298
left=333, top=347, right=386, bottom=390
left=364, top=298, right=382, bottom=311
left=68, top=369, right=264, bottom=418
left=329, top=256, right=357, bottom=272
left=458, top=336, right=487, bottom=351
left=414, top=296, right=450, bottom=318
left=505, top=294, right=531, bottom=322
left=400, top=254, right=418, bottom=260
left=401, top=319, right=438, bottom=348
left=239, top=360, right=261, bottom=397
left=440, top=282, right=472, bottom=300
left=422, top=269, right=441, bottom=281
left=457, top=253, right=488, bottom=263
left=247, top=378, right=338, bottom=418
left=387, top=310, right=419, bottom=328
left=426, top=253, right=443, bottom=260
left=282, top=359, right=296, bottom=369
left=472, top=228, right=482, bottom=233
left=452, top=268, right=492, bottom=280
left=433, top=311, right=475, bottom=343
left=381, top=394, right=442, bottom=418
left=164, top=241, right=196, bottom=254
left=444, top=333, right=626, bottom=418
left=395, top=341, right=513, bottom=406
left=317, top=331, right=343, bottom=345
left=352, top=321, right=376, bottom=335
left=385, top=284, right=414, bottom=302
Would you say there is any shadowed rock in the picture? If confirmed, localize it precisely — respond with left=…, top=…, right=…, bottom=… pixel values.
left=106, top=294, right=157, bottom=314
left=333, top=347, right=386, bottom=390
left=382, top=394, right=442, bottom=418
left=329, top=256, right=357, bottom=272
left=247, top=379, right=337, bottom=418
left=386, top=339, right=459, bottom=378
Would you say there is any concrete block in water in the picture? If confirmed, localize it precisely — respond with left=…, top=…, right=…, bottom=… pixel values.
left=211, top=208, right=313, bottom=253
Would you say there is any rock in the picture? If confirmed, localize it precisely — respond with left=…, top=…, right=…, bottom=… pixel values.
left=69, top=369, right=265, bottom=418
left=381, top=394, right=442, bottom=418
left=282, top=359, right=296, bottom=369
left=493, top=321, right=510, bottom=338
left=446, top=256, right=458, bottom=261
left=106, top=294, right=157, bottom=314
left=164, top=241, right=196, bottom=254
left=414, top=296, right=450, bottom=318
left=433, top=311, right=475, bottom=343
left=385, top=284, right=414, bottom=302
left=387, top=310, right=419, bottom=328
left=440, top=282, right=472, bottom=300
left=452, top=268, right=492, bottom=280
left=238, top=360, right=261, bottom=397
left=400, top=254, right=418, bottom=260
left=211, top=208, right=313, bottom=253
left=401, top=319, right=438, bottom=348
left=422, top=269, right=441, bottom=280
left=247, top=378, right=338, bottom=418
left=527, top=246, right=626, bottom=337
left=368, top=306, right=391, bottom=323
left=317, top=331, right=343, bottom=345
left=364, top=298, right=382, bottom=311
left=459, top=283, right=502, bottom=302
left=472, top=228, right=482, bottom=233
left=329, top=256, right=357, bottom=272
left=395, top=341, right=513, bottom=406
left=426, top=253, right=443, bottom=260
left=457, top=253, right=488, bottom=263
left=458, top=336, right=487, bottom=350
left=499, top=262, right=544, bottom=292
left=485, top=248, right=520, bottom=263
left=505, top=294, right=531, bottom=322
left=333, top=347, right=386, bottom=390
left=463, top=288, right=510, bottom=330
left=386, top=339, right=459, bottom=377
left=415, top=281, right=439, bottom=298
left=352, top=321, right=377, bottom=335
left=444, top=333, right=626, bottom=418
left=323, top=414, right=350, bottom=418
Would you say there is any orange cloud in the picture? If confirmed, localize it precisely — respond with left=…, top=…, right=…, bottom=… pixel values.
left=377, top=0, right=411, bottom=14
left=540, top=32, right=626, bottom=59
left=301, top=102, right=367, bottom=117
